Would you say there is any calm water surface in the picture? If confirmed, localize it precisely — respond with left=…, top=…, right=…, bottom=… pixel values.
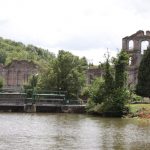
left=0, top=113, right=150, bottom=150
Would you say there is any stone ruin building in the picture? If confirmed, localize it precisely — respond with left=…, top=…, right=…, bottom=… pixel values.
left=86, top=30, right=150, bottom=86
left=0, top=60, right=38, bottom=90
left=122, top=30, right=150, bottom=86
left=86, top=67, right=104, bottom=84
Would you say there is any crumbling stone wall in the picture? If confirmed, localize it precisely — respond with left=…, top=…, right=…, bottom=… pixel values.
left=86, top=67, right=103, bottom=84
left=122, top=30, right=150, bottom=85
left=0, top=60, right=38, bottom=90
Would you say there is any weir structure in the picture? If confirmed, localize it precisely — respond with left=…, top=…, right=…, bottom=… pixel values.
left=122, top=30, right=150, bottom=86
left=0, top=91, right=85, bottom=113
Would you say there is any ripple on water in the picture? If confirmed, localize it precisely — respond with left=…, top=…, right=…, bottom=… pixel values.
left=0, top=113, right=149, bottom=150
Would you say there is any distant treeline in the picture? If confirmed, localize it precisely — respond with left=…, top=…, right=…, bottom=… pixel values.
left=0, top=37, right=55, bottom=67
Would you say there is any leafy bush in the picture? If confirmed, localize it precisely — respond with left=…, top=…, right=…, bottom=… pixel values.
left=130, top=93, right=142, bottom=102
left=0, top=77, right=4, bottom=89
left=89, top=77, right=105, bottom=104
left=80, top=86, right=90, bottom=101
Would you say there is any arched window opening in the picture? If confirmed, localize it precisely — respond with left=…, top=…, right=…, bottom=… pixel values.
left=129, top=57, right=132, bottom=66
left=129, top=40, right=134, bottom=50
left=141, top=41, right=149, bottom=54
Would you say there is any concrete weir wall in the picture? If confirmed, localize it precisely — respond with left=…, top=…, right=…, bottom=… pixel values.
left=32, top=105, right=86, bottom=113
left=61, top=105, right=86, bottom=113
left=0, top=104, right=86, bottom=113
left=0, top=93, right=86, bottom=113
left=0, top=105, right=24, bottom=112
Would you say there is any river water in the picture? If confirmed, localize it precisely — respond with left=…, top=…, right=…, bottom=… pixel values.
left=0, top=113, right=149, bottom=150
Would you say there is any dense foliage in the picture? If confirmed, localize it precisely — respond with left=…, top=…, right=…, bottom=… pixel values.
left=104, top=59, right=114, bottom=96
left=115, top=51, right=129, bottom=88
left=86, top=50, right=129, bottom=114
left=0, top=37, right=55, bottom=67
left=38, top=50, right=88, bottom=99
left=136, top=48, right=150, bottom=98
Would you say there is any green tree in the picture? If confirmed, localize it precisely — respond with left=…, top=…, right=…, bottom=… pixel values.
left=38, top=66, right=57, bottom=90
left=115, top=50, right=129, bottom=88
left=0, top=49, right=7, bottom=64
left=136, top=48, right=150, bottom=97
left=112, top=50, right=129, bottom=112
left=38, top=50, right=88, bottom=99
left=104, top=58, right=114, bottom=95
left=54, top=50, right=87, bottom=99
left=86, top=56, right=114, bottom=113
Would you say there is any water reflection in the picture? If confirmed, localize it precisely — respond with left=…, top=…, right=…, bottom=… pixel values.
left=0, top=113, right=149, bottom=150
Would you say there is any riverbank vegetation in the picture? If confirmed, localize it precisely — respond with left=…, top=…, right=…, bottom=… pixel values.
left=85, top=48, right=150, bottom=117
left=86, top=51, right=130, bottom=116
left=128, top=104, right=150, bottom=119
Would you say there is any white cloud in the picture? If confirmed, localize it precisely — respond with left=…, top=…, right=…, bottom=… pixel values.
left=0, top=0, right=150, bottom=64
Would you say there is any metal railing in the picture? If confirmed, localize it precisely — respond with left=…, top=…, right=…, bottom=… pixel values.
left=0, top=93, right=27, bottom=104
left=0, top=90, right=85, bottom=105
left=34, top=91, right=66, bottom=105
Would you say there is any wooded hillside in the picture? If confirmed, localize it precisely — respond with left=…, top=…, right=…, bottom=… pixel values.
left=0, top=37, right=55, bottom=67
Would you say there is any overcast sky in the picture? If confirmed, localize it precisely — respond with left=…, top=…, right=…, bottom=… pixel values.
left=0, top=0, right=150, bottom=64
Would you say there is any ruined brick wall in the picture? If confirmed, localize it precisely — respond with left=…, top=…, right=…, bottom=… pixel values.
left=122, top=30, right=150, bottom=85
left=86, top=67, right=103, bottom=84
left=0, top=60, right=38, bottom=89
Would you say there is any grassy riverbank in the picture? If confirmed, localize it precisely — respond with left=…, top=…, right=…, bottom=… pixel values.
left=128, top=104, right=150, bottom=119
